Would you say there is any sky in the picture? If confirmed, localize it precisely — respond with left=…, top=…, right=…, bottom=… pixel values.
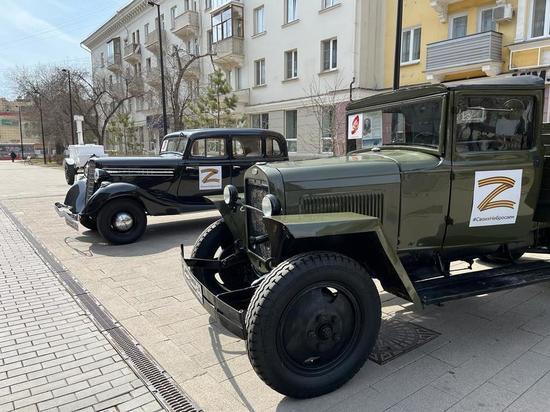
left=0, top=0, right=130, bottom=98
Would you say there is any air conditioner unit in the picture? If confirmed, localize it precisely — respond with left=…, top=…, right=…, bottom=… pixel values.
left=493, top=4, right=513, bottom=22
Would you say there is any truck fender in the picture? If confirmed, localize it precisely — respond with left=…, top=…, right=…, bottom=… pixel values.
left=64, top=158, right=75, bottom=167
left=83, top=182, right=145, bottom=216
left=262, top=212, right=421, bottom=308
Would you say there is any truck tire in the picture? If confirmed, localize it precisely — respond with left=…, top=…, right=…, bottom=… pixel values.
left=192, top=219, right=255, bottom=292
left=97, top=199, right=147, bottom=245
left=65, top=163, right=76, bottom=185
left=79, top=215, right=97, bottom=231
left=245, top=252, right=381, bottom=398
left=480, top=247, right=527, bottom=264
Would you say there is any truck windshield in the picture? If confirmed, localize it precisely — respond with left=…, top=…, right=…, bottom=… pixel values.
left=353, top=97, right=443, bottom=150
left=160, top=136, right=188, bottom=154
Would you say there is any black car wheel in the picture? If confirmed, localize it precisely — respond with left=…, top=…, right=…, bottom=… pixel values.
left=480, top=246, right=527, bottom=264
left=192, top=219, right=256, bottom=292
left=245, top=252, right=381, bottom=398
left=65, top=163, right=76, bottom=185
left=97, top=199, right=147, bottom=245
left=79, top=215, right=97, bottom=231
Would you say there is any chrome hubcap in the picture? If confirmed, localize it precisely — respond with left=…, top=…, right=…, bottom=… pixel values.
left=113, top=212, right=133, bottom=232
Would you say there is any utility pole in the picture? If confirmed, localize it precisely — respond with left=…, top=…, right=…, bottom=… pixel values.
left=17, top=106, right=24, bottom=159
left=148, top=1, right=168, bottom=138
left=34, top=91, right=47, bottom=164
left=62, top=69, right=76, bottom=145
left=393, top=0, right=404, bottom=90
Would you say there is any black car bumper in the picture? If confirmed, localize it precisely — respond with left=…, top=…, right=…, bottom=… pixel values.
left=180, top=245, right=256, bottom=339
left=54, top=202, right=80, bottom=231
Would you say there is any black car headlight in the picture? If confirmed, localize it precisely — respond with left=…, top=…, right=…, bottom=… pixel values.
left=262, top=194, right=281, bottom=217
left=224, top=185, right=239, bottom=206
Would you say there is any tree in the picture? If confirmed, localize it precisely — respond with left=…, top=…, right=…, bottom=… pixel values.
left=106, top=112, right=141, bottom=155
left=184, top=69, right=244, bottom=128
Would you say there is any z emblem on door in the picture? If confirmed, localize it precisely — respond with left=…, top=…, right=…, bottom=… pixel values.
left=199, top=166, right=222, bottom=190
left=469, top=170, right=523, bottom=227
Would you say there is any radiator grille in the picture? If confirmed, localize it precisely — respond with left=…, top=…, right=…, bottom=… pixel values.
left=300, top=192, right=384, bottom=221
left=245, top=181, right=271, bottom=259
left=85, top=162, right=96, bottom=203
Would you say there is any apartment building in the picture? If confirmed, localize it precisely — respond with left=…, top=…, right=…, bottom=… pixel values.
left=384, top=0, right=550, bottom=121
left=82, top=0, right=386, bottom=156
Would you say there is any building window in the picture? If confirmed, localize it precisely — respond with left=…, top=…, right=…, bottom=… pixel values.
left=479, top=7, right=497, bottom=32
left=170, top=6, right=177, bottom=29
left=253, top=6, right=265, bottom=35
left=285, top=110, right=298, bottom=152
left=100, top=52, right=105, bottom=68
left=235, top=67, right=242, bottom=90
left=285, top=0, right=297, bottom=23
left=531, top=0, right=550, bottom=38
left=254, top=58, right=266, bottom=86
left=144, top=23, right=150, bottom=41
left=212, top=5, right=243, bottom=43
left=401, top=27, right=421, bottom=64
left=321, top=38, right=337, bottom=71
left=251, top=113, right=269, bottom=129
left=207, top=30, right=213, bottom=52
left=322, top=0, right=339, bottom=9
left=450, top=14, right=468, bottom=39
left=321, top=107, right=334, bottom=153
left=285, top=49, right=298, bottom=79
left=205, top=0, right=212, bottom=10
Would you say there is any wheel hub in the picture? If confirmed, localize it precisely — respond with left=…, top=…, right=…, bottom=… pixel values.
left=113, top=212, right=134, bottom=232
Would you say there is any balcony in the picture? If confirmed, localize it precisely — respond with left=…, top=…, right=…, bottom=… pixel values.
left=123, top=43, right=141, bottom=64
left=509, top=38, right=550, bottom=71
left=145, top=29, right=166, bottom=53
left=425, top=31, right=503, bottom=83
left=179, top=55, right=201, bottom=80
left=106, top=53, right=122, bottom=72
left=109, top=82, right=125, bottom=97
left=128, top=76, right=145, bottom=95
left=233, top=88, right=249, bottom=105
left=212, top=37, right=244, bottom=69
left=172, top=10, right=199, bottom=40
left=145, top=68, right=161, bottom=87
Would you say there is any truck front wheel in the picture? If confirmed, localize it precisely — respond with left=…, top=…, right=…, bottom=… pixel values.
left=245, top=252, right=381, bottom=398
left=97, top=199, right=147, bottom=245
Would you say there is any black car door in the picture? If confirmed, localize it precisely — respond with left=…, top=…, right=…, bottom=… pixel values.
left=178, top=136, right=232, bottom=203
left=229, top=134, right=265, bottom=190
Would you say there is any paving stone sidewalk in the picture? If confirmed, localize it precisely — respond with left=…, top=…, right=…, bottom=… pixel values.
left=0, top=207, right=164, bottom=412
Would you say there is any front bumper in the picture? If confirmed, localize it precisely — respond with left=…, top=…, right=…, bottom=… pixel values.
left=180, top=245, right=256, bottom=339
left=54, top=202, right=80, bottom=231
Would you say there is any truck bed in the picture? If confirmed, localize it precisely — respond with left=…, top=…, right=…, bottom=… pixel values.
left=535, top=123, right=550, bottom=222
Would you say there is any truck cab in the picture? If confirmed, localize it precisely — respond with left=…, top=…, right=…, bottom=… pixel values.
left=182, top=76, right=550, bottom=399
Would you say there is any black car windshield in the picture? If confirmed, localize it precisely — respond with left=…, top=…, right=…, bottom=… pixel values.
left=351, top=97, right=443, bottom=149
left=160, top=136, right=188, bottom=154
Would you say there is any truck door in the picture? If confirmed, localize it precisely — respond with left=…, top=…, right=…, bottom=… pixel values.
left=229, top=134, right=264, bottom=191
left=178, top=136, right=232, bottom=203
left=443, top=92, right=542, bottom=249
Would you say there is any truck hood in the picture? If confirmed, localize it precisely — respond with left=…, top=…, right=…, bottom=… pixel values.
left=270, top=149, right=441, bottom=183
left=91, top=154, right=181, bottom=169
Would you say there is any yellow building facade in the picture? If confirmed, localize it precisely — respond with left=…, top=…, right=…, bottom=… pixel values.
left=384, top=0, right=550, bottom=122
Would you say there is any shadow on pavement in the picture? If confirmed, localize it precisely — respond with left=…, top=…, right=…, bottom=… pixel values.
left=72, top=215, right=219, bottom=257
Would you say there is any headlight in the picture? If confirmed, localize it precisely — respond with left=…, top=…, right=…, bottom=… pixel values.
left=262, top=194, right=281, bottom=217
left=223, top=185, right=239, bottom=205
left=94, top=168, right=101, bottom=183
left=84, top=164, right=89, bottom=177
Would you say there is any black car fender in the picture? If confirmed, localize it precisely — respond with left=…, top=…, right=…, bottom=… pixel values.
left=82, top=182, right=148, bottom=217
left=262, top=212, right=422, bottom=308
left=64, top=179, right=87, bottom=213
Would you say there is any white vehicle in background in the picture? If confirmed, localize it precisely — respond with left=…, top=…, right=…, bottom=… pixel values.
left=63, top=144, right=106, bottom=185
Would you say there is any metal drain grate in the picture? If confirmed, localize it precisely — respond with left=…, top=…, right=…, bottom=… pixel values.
left=0, top=203, right=201, bottom=412
left=369, top=317, right=440, bottom=365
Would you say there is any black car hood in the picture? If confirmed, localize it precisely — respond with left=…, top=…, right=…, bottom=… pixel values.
left=92, top=155, right=181, bottom=169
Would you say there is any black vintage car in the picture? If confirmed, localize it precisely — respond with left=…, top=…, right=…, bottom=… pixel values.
left=55, top=128, right=288, bottom=244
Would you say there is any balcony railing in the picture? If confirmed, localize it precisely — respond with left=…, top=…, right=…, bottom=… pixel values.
left=123, top=43, right=141, bottom=63
left=212, top=37, right=244, bottom=69
left=426, top=31, right=503, bottom=82
left=128, top=76, right=145, bottom=95
left=179, top=55, right=200, bottom=79
left=145, top=29, right=166, bottom=53
left=106, top=53, right=122, bottom=72
left=172, top=10, right=199, bottom=40
left=145, top=68, right=161, bottom=86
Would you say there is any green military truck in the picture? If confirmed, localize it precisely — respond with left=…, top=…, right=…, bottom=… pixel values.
left=182, top=76, right=550, bottom=398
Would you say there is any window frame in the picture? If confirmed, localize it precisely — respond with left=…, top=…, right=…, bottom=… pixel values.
left=251, top=113, right=269, bottom=129
left=285, top=110, right=298, bottom=153
left=254, top=58, right=266, bottom=86
left=322, top=0, right=339, bottom=9
left=170, top=6, right=177, bottom=29
left=529, top=0, right=550, bottom=39
left=189, top=137, right=228, bottom=159
left=400, top=26, right=421, bottom=65
left=285, top=0, right=298, bottom=24
left=231, top=135, right=263, bottom=159
left=449, top=12, right=469, bottom=39
left=478, top=6, right=497, bottom=33
left=285, top=49, right=298, bottom=80
left=253, top=5, right=266, bottom=35
left=320, top=107, right=334, bottom=154
left=321, top=38, right=338, bottom=72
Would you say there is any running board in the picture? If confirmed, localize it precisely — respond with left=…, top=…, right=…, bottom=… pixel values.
left=414, top=260, right=550, bottom=305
